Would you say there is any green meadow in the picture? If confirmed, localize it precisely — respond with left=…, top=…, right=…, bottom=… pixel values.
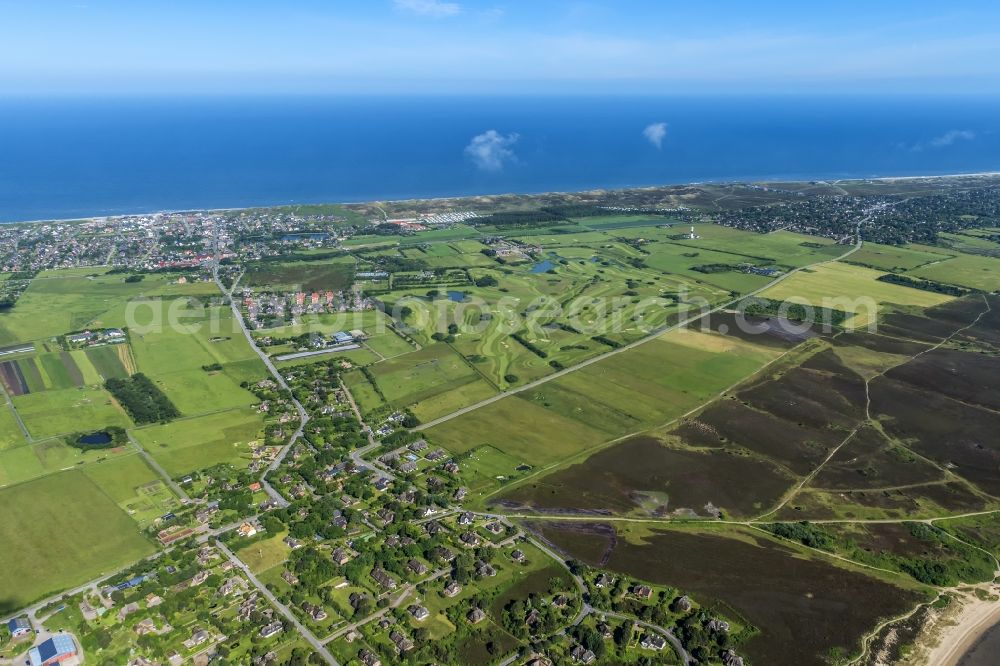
left=130, top=303, right=263, bottom=415
left=13, top=385, right=131, bottom=439
left=83, top=454, right=182, bottom=528
left=426, top=328, right=784, bottom=468
left=0, top=269, right=221, bottom=345
left=907, top=252, right=1000, bottom=291
left=0, top=470, right=154, bottom=614
left=131, top=407, right=265, bottom=477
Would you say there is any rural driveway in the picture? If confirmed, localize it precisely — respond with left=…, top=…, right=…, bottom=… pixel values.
left=217, top=541, right=340, bottom=666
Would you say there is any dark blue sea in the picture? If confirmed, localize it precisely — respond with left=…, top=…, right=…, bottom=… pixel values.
left=2, top=95, right=1000, bottom=223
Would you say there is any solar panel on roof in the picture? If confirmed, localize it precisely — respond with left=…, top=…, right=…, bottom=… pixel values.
left=31, top=634, right=76, bottom=664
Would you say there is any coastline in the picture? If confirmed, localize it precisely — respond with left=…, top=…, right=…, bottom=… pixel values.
left=913, top=591, right=1000, bottom=666
left=4, top=170, right=1000, bottom=228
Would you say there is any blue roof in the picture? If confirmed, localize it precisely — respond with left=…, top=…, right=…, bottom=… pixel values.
left=29, top=635, right=75, bottom=666
left=116, top=574, right=147, bottom=590
left=7, top=617, right=30, bottom=632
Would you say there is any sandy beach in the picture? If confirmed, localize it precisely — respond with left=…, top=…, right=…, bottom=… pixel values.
left=914, top=590, right=1000, bottom=665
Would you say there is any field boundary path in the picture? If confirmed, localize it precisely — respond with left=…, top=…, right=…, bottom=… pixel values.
left=126, top=431, right=189, bottom=501
left=755, top=292, right=994, bottom=521
left=415, top=213, right=875, bottom=431
left=0, top=383, right=31, bottom=441
left=338, top=376, right=396, bottom=480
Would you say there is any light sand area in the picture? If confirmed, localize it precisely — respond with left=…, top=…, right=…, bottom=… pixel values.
left=908, top=587, right=1000, bottom=665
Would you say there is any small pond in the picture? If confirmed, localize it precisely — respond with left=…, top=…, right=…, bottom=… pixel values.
left=78, top=431, right=112, bottom=446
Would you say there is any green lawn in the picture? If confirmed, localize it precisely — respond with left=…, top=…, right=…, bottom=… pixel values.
left=427, top=328, right=784, bottom=468
left=365, top=343, right=498, bottom=418
left=130, top=304, right=262, bottom=415
left=13, top=385, right=131, bottom=439
left=236, top=531, right=292, bottom=574
left=131, top=407, right=265, bottom=477
left=763, top=261, right=954, bottom=327
left=845, top=243, right=953, bottom=271
left=0, top=405, right=27, bottom=449
left=0, top=438, right=137, bottom=488
left=907, top=252, right=1000, bottom=291
left=426, top=394, right=609, bottom=465
left=85, top=345, right=130, bottom=380
left=83, top=453, right=181, bottom=527
left=0, top=269, right=208, bottom=345
left=0, top=470, right=155, bottom=614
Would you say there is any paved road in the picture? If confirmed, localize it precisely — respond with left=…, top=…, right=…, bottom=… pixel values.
left=415, top=217, right=869, bottom=432
left=525, top=534, right=693, bottom=665
left=217, top=541, right=340, bottom=665
left=339, top=377, right=396, bottom=480
left=322, top=567, right=450, bottom=644
left=212, top=230, right=305, bottom=508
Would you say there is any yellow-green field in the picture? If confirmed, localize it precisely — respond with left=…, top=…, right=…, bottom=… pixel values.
left=844, top=243, right=953, bottom=272
left=762, top=261, right=954, bottom=327
left=82, top=454, right=182, bottom=528
left=426, top=327, right=786, bottom=470
left=12, top=385, right=131, bottom=439
left=907, top=253, right=1000, bottom=291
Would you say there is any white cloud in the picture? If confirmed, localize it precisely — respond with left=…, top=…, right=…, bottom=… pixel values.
left=929, top=129, right=976, bottom=147
left=465, top=130, right=519, bottom=171
left=643, top=122, right=667, bottom=148
left=907, top=129, right=976, bottom=151
left=393, top=0, right=461, bottom=18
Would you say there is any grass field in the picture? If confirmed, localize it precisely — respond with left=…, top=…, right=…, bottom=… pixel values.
left=131, top=407, right=265, bottom=477
left=907, top=252, right=1000, bottom=291
left=85, top=344, right=130, bottom=379
left=0, top=405, right=27, bottom=449
left=844, top=243, right=953, bottom=271
left=130, top=303, right=262, bottom=415
left=82, top=454, right=182, bottom=528
left=360, top=342, right=498, bottom=420
left=0, top=269, right=218, bottom=345
left=237, top=532, right=292, bottom=574
left=762, top=261, right=955, bottom=327
left=0, top=470, right=155, bottom=614
left=13, top=385, right=131, bottom=439
left=427, top=328, right=784, bottom=469
left=0, top=437, right=139, bottom=488
left=37, top=352, right=78, bottom=389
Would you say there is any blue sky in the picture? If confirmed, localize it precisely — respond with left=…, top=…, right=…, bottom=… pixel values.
left=2, top=0, right=1000, bottom=95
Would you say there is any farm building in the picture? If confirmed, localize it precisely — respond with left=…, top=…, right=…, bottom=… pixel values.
left=28, top=634, right=77, bottom=666
left=7, top=616, right=31, bottom=638
left=65, top=332, right=94, bottom=344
